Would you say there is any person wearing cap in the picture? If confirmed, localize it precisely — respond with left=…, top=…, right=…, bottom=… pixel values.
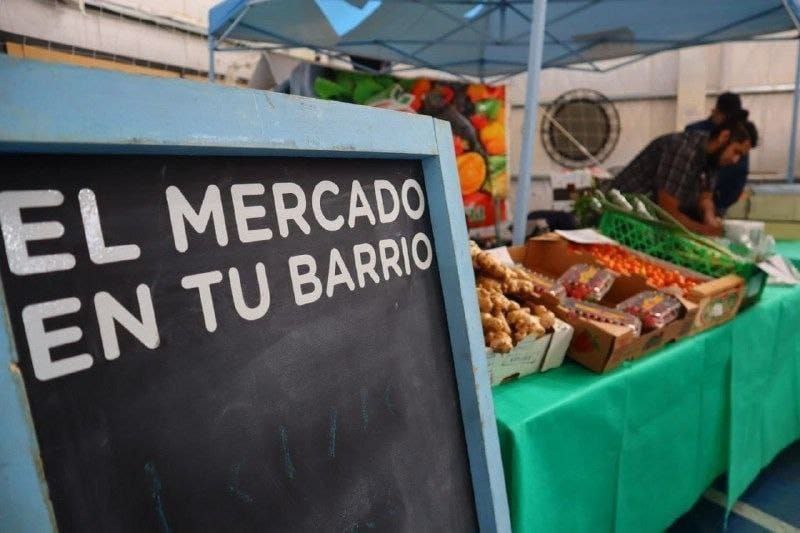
left=604, top=112, right=755, bottom=236
left=685, top=92, right=757, bottom=214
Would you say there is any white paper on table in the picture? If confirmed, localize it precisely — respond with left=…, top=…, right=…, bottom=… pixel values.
left=485, top=246, right=515, bottom=266
left=758, top=254, right=800, bottom=285
left=555, top=228, right=617, bottom=245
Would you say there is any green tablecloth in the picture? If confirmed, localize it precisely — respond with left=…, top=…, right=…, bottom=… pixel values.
left=494, top=282, right=800, bottom=532
left=776, top=239, right=800, bottom=260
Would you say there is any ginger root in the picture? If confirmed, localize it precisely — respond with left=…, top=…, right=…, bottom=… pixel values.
left=476, top=287, right=493, bottom=313
left=503, top=278, right=538, bottom=301
left=533, top=305, right=556, bottom=331
left=472, top=243, right=557, bottom=353
left=481, top=312, right=513, bottom=353
left=474, top=251, right=511, bottom=281
left=486, top=330, right=513, bottom=353
left=507, top=308, right=546, bottom=343
left=476, top=275, right=504, bottom=293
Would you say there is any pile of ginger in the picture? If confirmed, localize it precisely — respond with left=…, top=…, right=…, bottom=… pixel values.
left=470, top=242, right=556, bottom=353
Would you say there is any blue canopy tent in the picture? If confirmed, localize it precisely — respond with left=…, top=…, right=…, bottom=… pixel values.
left=209, top=0, right=800, bottom=244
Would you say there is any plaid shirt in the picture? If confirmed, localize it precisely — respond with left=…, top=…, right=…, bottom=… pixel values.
left=607, top=131, right=715, bottom=219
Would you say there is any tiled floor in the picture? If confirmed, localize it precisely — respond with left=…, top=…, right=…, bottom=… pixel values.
left=669, top=440, right=800, bottom=532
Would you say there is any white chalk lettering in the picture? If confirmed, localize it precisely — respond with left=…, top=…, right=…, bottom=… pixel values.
left=79, top=188, right=141, bottom=265
left=273, top=183, right=311, bottom=238
left=353, top=243, right=380, bottom=287
left=378, top=239, right=403, bottom=280
left=94, top=284, right=159, bottom=360
left=326, top=247, right=355, bottom=297
left=22, top=298, right=91, bottom=381
left=401, top=179, right=425, bottom=220
left=348, top=180, right=376, bottom=228
left=399, top=237, right=412, bottom=275
left=289, top=255, right=322, bottom=306
left=374, top=180, right=400, bottom=224
left=228, top=262, right=271, bottom=321
left=0, top=190, right=75, bottom=275
left=181, top=270, right=223, bottom=332
left=411, top=232, right=433, bottom=270
left=166, top=185, right=228, bottom=253
left=312, top=181, right=344, bottom=232
left=231, top=184, right=272, bottom=243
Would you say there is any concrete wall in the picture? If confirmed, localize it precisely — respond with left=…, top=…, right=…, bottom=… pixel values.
left=508, top=39, right=800, bottom=181
left=0, top=0, right=261, bottom=81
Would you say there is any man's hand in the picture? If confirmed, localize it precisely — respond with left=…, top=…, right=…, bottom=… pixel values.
left=705, top=214, right=723, bottom=229
left=658, top=189, right=723, bottom=236
left=703, top=219, right=724, bottom=236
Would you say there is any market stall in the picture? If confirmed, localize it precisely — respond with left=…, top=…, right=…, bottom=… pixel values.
left=493, top=279, right=800, bottom=532
left=205, top=1, right=800, bottom=528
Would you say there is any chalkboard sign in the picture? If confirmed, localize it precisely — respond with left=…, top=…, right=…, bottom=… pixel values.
left=0, top=56, right=510, bottom=532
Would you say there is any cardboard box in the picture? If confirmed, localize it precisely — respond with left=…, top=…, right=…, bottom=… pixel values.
left=547, top=234, right=746, bottom=335
left=508, top=238, right=700, bottom=373
left=486, top=317, right=573, bottom=386
left=685, top=275, right=745, bottom=333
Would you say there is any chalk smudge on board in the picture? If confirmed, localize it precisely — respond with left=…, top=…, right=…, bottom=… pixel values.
left=228, top=462, right=254, bottom=503
left=279, top=425, right=296, bottom=480
left=383, top=384, right=396, bottom=415
left=360, top=388, right=369, bottom=431
left=328, top=410, right=337, bottom=458
left=144, top=461, right=171, bottom=533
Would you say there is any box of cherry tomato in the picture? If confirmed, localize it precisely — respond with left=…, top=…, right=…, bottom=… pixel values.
left=508, top=236, right=701, bottom=373
left=563, top=239, right=745, bottom=334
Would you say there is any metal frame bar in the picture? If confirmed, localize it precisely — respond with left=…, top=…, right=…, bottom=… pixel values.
left=788, top=42, right=800, bottom=183
left=411, top=2, right=503, bottom=57
left=783, top=0, right=800, bottom=182
left=512, top=0, right=547, bottom=245
left=503, top=1, right=601, bottom=71
left=234, top=21, right=387, bottom=75
left=377, top=41, right=474, bottom=82
left=208, top=35, right=216, bottom=81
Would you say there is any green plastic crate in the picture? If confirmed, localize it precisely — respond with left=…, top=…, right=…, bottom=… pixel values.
left=598, top=210, right=766, bottom=307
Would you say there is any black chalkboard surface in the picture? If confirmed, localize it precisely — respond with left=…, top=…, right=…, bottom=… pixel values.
left=0, top=155, right=478, bottom=532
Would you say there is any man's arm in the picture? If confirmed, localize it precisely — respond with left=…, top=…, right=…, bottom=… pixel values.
left=698, top=191, right=720, bottom=227
left=657, top=190, right=723, bottom=236
left=653, top=135, right=722, bottom=236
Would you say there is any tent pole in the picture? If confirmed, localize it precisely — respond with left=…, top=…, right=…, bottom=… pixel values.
left=787, top=40, right=800, bottom=183
left=512, top=0, right=548, bottom=245
left=209, top=36, right=216, bottom=83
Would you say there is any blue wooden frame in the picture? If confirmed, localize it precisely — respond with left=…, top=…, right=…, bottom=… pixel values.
left=0, top=56, right=511, bottom=532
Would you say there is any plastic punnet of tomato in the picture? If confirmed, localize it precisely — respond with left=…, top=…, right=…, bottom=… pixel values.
left=557, top=264, right=617, bottom=302
left=616, top=291, right=683, bottom=330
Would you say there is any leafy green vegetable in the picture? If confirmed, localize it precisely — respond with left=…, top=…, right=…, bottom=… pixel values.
left=313, top=77, right=347, bottom=100
left=333, top=71, right=356, bottom=94
left=353, top=78, right=385, bottom=104
left=396, top=78, right=415, bottom=91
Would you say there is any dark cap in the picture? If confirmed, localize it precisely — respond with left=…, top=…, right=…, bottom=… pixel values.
left=716, top=92, right=742, bottom=115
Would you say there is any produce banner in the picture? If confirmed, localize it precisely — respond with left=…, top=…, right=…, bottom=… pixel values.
left=312, top=68, right=508, bottom=229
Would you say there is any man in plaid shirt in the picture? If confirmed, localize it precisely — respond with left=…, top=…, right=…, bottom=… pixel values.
left=605, top=113, right=755, bottom=236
